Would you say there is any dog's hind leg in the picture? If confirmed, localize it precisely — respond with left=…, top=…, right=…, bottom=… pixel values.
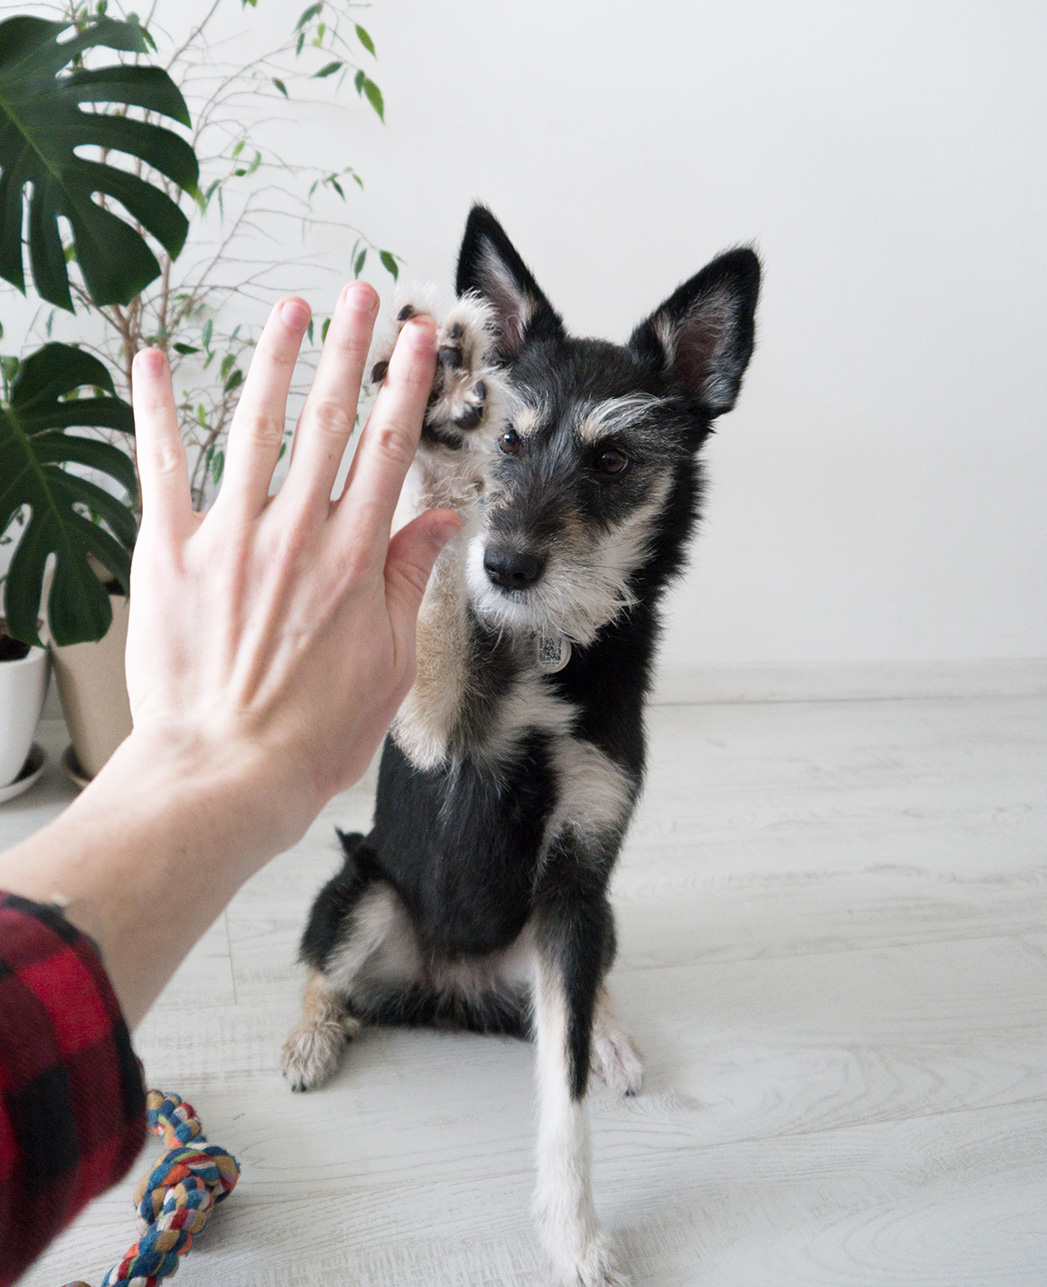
left=282, top=849, right=418, bottom=1091
left=281, top=967, right=361, bottom=1092
left=532, top=861, right=628, bottom=1287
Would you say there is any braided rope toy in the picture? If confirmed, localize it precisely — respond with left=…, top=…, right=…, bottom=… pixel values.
left=64, top=1090, right=240, bottom=1287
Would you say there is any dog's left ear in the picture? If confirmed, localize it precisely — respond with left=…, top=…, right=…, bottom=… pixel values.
left=629, top=248, right=761, bottom=417
left=456, top=205, right=564, bottom=361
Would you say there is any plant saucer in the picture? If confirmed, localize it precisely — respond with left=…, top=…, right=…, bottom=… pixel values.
left=61, top=745, right=92, bottom=790
left=0, top=744, right=47, bottom=805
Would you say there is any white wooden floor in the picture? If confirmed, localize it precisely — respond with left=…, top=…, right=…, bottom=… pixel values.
left=7, top=677, right=1047, bottom=1287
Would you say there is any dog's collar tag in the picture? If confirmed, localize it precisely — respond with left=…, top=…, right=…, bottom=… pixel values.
left=536, top=635, right=571, bottom=674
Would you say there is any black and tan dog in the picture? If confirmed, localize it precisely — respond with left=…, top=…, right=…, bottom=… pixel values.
left=282, top=206, right=760, bottom=1286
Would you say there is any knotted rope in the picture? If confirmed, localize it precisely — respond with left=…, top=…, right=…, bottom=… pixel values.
left=64, top=1090, right=240, bottom=1287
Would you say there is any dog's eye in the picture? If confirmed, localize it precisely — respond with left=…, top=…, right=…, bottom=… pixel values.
left=596, top=447, right=630, bottom=476
left=499, top=429, right=521, bottom=455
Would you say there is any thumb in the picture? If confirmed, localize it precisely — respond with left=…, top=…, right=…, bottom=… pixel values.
left=384, top=508, right=462, bottom=637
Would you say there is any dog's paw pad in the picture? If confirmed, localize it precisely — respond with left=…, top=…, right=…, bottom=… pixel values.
left=451, top=380, right=489, bottom=430
left=368, top=288, right=507, bottom=453
left=422, top=298, right=503, bottom=447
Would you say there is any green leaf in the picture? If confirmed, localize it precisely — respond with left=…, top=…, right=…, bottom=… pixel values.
left=220, top=353, right=235, bottom=379
left=202, top=319, right=213, bottom=351
left=330, top=177, right=344, bottom=200
left=354, top=68, right=366, bottom=95
left=0, top=343, right=136, bottom=646
left=353, top=247, right=366, bottom=277
left=272, top=77, right=288, bottom=98
left=306, top=318, right=314, bottom=345
left=362, top=77, right=384, bottom=122
left=314, top=60, right=342, bottom=79
left=0, top=16, right=200, bottom=310
left=295, top=3, right=323, bottom=32
left=232, top=138, right=245, bottom=159
left=379, top=250, right=398, bottom=281
left=223, top=368, right=242, bottom=394
left=321, top=317, right=330, bottom=342
left=295, top=31, right=305, bottom=57
left=355, top=23, right=375, bottom=56
left=172, top=342, right=199, bottom=355
left=210, top=447, right=224, bottom=484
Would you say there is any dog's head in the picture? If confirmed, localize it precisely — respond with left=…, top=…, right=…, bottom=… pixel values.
left=457, top=206, right=760, bottom=646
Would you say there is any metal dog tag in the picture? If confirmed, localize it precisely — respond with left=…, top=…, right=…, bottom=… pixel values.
left=536, top=635, right=571, bottom=674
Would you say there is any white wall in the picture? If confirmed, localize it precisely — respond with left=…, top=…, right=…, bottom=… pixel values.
left=9, top=0, right=1047, bottom=669
left=274, top=0, right=1047, bottom=667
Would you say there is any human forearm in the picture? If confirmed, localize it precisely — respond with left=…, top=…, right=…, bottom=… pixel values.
left=0, top=725, right=310, bottom=1029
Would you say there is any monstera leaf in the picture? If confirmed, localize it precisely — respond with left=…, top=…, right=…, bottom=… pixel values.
left=0, top=15, right=199, bottom=310
left=0, top=343, right=137, bottom=647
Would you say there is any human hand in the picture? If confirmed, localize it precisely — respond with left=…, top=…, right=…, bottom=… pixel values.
left=125, top=283, right=457, bottom=836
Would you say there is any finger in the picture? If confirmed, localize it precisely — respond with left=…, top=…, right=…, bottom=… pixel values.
left=384, top=508, right=462, bottom=650
left=132, top=348, right=193, bottom=541
left=337, top=315, right=437, bottom=545
left=213, top=296, right=311, bottom=518
left=283, top=281, right=378, bottom=511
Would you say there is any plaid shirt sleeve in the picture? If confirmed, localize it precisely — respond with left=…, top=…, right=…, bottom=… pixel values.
left=0, top=892, right=146, bottom=1287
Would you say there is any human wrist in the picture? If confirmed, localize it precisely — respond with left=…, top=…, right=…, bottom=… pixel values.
left=98, top=720, right=320, bottom=861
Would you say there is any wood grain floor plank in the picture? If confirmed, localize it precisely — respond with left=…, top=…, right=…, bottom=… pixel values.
left=14, top=689, right=1047, bottom=1285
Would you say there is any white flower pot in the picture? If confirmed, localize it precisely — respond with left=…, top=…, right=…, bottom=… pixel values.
left=0, top=624, right=51, bottom=788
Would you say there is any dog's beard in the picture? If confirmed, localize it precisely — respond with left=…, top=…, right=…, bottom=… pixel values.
left=465, top=528, right=645, bottom=647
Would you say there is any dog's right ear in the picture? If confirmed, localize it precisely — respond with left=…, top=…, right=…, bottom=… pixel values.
left=456, top=206, right=563, bottom=361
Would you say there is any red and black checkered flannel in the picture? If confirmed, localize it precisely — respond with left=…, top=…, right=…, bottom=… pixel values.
left=0, top=892, right=146, bottom=1287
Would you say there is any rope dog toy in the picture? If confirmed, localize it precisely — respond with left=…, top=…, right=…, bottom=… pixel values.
left=64, top=1090, right=240, bottom=1287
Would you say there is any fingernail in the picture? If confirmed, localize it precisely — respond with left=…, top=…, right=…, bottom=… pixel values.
left=134, top=347, right=166, bottom=376
left=405, top=316, right=436, bottom=349
left=341, top=281, right=377, bottom=313
left=281, top=298, right=310, bottom=329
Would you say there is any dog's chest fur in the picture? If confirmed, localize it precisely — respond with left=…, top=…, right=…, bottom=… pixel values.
left=379, top=595, right=640, bottom=958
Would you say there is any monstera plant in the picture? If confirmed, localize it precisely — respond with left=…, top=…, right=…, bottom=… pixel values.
left=0, top=343, right=137, bottom=647
left=0, top=12, right=198, bottom=647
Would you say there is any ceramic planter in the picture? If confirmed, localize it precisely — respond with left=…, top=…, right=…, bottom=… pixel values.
left=50, top=590, right=133, bottom=781
left=0, top=622, right=51, bottom=788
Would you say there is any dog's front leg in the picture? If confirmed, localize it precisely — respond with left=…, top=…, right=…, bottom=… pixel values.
left=532, top=861, right=627, bottom=1287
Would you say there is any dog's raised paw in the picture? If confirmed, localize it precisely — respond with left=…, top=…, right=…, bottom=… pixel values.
left=370, top=291, right=505, bottom=452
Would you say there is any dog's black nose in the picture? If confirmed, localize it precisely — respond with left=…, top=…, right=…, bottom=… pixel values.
left=483, top=546, right=546, bottom=590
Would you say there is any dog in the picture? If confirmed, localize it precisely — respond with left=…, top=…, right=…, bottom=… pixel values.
left=282, top=206, right=760, bottom=1286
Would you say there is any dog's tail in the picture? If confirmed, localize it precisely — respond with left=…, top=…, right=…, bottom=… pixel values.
left=298, top=830, right=380, bottom=971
